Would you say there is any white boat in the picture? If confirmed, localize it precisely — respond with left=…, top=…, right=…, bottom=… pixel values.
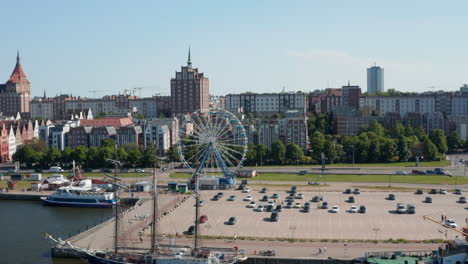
left=45, top=174, right=70, bottom=185
left=41, top=186, right=116, bottom=208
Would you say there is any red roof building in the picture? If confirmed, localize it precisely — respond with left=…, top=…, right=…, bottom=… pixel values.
left=80, top=117, right=133, bottom=128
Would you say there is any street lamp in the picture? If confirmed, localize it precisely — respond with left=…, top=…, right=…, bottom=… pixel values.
left=321, top=152, right=327, bottom=186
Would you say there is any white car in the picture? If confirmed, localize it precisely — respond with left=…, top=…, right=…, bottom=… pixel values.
left=396, top=170, right=407, bottom=175
left=243, top=195, right=253, bottom=201
left=330, top=205, right=340, bottom=213
left=440, top=189, right=448, bottom=194
left=267, top=200, right=276, bottom=207
left=255, top=205, right=265, bottom=212
left=445, top=219, right=457, bottom=228
left=247, top=201, right=257, bottom=208
left=348, top=206, right=358, bottom=213
left=242, top=187, right=251, bottom=193
left=296, top=193, right=304, bottom=199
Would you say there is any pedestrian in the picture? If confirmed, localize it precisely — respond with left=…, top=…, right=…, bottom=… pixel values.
left=319, top=248, right=322, bottom=254
left=233, top=234, right=237, bottom=241
left=140, top=236, right=143, bottom=242
left=441, top=214, right=444, bottom=222
left=324, top=246, right=327, bottom=253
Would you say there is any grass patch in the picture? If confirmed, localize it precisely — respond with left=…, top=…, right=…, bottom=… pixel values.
left=245, top=160, right=450, bottom=168
left=169, top=172, right=467, bottom=185
left=0, top=181, right=31, bottom=190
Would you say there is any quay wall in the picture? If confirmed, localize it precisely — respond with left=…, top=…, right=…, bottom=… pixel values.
left=0, top=193, right=140, bottom=204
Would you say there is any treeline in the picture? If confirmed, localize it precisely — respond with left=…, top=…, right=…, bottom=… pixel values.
left=13, top=138, right=158, bottom=169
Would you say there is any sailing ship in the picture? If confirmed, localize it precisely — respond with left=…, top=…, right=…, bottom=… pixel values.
left=85, top=167, right=247, bottom=264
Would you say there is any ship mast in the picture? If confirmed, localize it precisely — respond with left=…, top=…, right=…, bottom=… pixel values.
left=113, top=149, right=120, bottom=255
left=150, top=157, right=158, bottom=254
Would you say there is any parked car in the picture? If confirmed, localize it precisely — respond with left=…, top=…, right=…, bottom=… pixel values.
left=212, top=195, right=220, bottom=201
left=227, top=217, right=237, bottom=225
left=425, top=197, right=433, bottom=203
left=396, top=170, right=407, bottom=175
left=196, top=200, right=205, bottom=207
left=311, top=195, right=323, bottom=202
left=261, top=195, right=269, bottom=201
left=260, top=187, right=267, bottom=193
left=120, top=168, right=130, bottom=173
left=186, top=225, right=195, bottom=235
left=49, top=166, right=64, bottom=173
left=217, top=192, right=224, bottom=198
left=348, top=206, right=358, bottom=213
left=243, top=195, right=253, bottom=201
left=247, top=201, right=257, bottom=208
left=266, top=205, right=274, bottom=212
left=267, top=200, right=275, bottom=207
left=415, top=189, right=424, bottom=195
left=344, top=189, right=352, bottom=194
left=135, top=168, right=145, bottom=173
left=255, top=205, right=265, bottom=212
left=407, top=204, right=416, bottom=214
left=227, top=195, right=237, bottom=201
left=285, top=202, right=293, bottom=208
left=242, top=187, right=251, bottom=193
left=199, top=215, right=208, bottom=223
left=458, top=197, right=466, bottom=204
left=271, top=193, right=279, bottom=199
left=348, top=196, right=355, bottom=203
left=293, top=202, right=301, bottom=208
left=388, top=194, right=396, bottom=200
left=303, top=203, right=310, bottom=213
left=295, top=193, right=304, bottom=199
left=440, top=188, right=448, bottom=194
left=358, top=205, right=367, bottom=213
left=412, top=170, right=427, bottom=175
left=444, top=219, right=457, bottom=228
left=454, top=189, right=462, bottom=195
left=321, top=202, right=329, bottom=209
left=426, top=170, right=436, bottom=174
left=353, top=188, right=361, bottom=194
left=286, top=196, right=295, bottom=202
left=270, top=212, right=279, bottom=222
left=8, top=168, right=17, bottom=173
left=429, top=189, right=438, bottom=194
left=274, top=205, right=283, bottom=212
left=291, top=186, right=297, bottom=193
left=330, top=205, right=340, bottom=213
left=34, top=168, right=43, bottom=173
left=396, top=203, right=406, bottom=214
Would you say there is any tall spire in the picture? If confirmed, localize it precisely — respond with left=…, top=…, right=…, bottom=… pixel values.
left=17, top=50, right=20, bottom=64
left=187, top=46, right=192, bottom=67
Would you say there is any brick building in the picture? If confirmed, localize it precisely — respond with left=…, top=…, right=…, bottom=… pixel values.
left=0, top=52, right=31, bottom=117
left=170, top=49, right=210, bottom=114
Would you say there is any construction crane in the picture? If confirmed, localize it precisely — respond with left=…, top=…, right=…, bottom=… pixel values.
left=423, top=215, right=468, bottom=241
left=89, top=90, right=112, bottom=97
left=132, top=86, right=159, bottom=97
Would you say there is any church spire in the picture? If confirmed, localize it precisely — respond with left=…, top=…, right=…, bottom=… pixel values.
left=17, top=50, right=20, bottom=64
left=187, top=46, right=192, bottom=68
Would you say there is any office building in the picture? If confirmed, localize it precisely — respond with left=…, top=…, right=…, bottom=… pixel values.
left=367, top=65, right=384, bottom=94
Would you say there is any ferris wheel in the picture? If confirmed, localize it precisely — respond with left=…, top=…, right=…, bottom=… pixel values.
left=177, top=108, right=248, bottom=185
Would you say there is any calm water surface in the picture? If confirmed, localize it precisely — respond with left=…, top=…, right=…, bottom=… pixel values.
left=0, top=200, right=114, bottom=264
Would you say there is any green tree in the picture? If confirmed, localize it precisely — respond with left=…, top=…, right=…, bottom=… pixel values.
left=117, top=147, right=128, bottom=165
left=98, top=147, right=115, bottom=168
left=86, top=147, right=99, bottom=168
left=167, top=145, right=180, bottom=162
left=310, top=131, right=325, bottom=159
left=380, top=138, right=397, bottom=162
left=141, top=144, right=158, bottom=167
left=368, top=120, right=385, bottom=137
left=96, top=112, right=106, bottom=119
left=126, top=149, right=142, bottom=167
left=270, top=140, right=286, bottom=165
left=255, top=144, right=269, bottom=166
left=368, top=138, right=381, bottom=163
left=26, top=138, right=48, bottom=153
left=61, top=147, right=73, bottom=165
left=101, top=138, right=116, bottom=148
left=446, top=131, right=462, bottom=152
left=13, top=145, right=40, bottom=168
left=396, top=136, right=410, bottom=162
left=285, top=143, right=304, bottom=165
left=46, top=147, right=62, bottom=166
left=135, top=113, right=145, bottom=119
left=245, top=144, right=257, bottom=165
left=429, top=129, right=448, bottom=154
left=72, top=145, right=88, bottom=164
left=323, top=139, right=340, bottom=164
left=421, top=136, right=439, bottom=161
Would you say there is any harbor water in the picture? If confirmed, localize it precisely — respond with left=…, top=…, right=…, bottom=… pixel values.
left=0, top=200, right=114, bottom=264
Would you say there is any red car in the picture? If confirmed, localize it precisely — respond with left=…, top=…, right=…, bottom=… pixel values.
left=199, top=215, right=208, bottom=224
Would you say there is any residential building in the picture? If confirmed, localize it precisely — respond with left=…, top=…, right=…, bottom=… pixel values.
left=367, top=65, right=384, bottom=94
left=278, top=116, right=308, bottom=151
left=89, top=127, right=117, bottom=147
left=0, top=52, right=32, bottom=117
left=257, top=122, right=279, bottom=149
left=68, top=126, right=92, bottom=149
left=144, top=124, right=170, bottom=154
left=403, top=112, right=424, bottom=130
left=342, top=84, right=361, bottom=110
left=320, top=88, right=342, bottom=114
left=383, top=112, right=402, bottom=130
left=80, top=117, right=133, bottom=128
left=332, top=106, right=364, bottom=136
left=225, top=92, right=307, bottom=115
left=116, top=126, right=142, bottom=147
left=424, top=112, right=445, bottom=134
left=360, top=96, right=435, bottom=117
left=171, top=49, right=210, bottom=114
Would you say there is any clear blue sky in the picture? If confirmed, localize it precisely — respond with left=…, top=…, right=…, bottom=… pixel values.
left=1, top=0, right=467, bottom=97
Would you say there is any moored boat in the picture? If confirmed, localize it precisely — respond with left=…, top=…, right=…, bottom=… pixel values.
left=41, top=186, right=116, bottom=208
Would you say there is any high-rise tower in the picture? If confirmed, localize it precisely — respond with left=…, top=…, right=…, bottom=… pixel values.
left=367, top=65, right=384, bottom=94
left=170, top=48, right=209, bottom=114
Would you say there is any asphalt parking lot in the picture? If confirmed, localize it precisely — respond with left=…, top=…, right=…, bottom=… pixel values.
left=158, top=188, right=467, bottom=241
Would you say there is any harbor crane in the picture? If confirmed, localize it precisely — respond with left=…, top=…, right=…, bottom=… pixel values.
left=89, top=89, right=112, bottom=97
left=423, top=215, right=468, bottom=241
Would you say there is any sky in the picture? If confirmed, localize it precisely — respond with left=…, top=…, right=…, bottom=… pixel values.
left=1, top=0, right=468, bottom=98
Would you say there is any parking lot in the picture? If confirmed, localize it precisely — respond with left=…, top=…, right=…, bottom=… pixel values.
left=158, top=188, right=467, bottom=241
